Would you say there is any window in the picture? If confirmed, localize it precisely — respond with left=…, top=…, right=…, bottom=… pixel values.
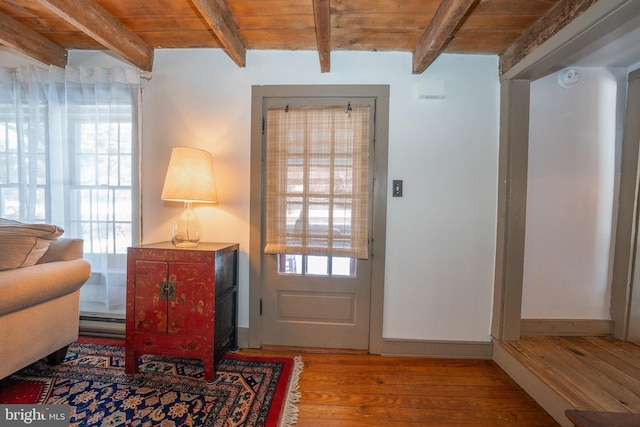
left=277, top=253, right=356, bottom=276
left=0, top=65, right=140, bottom=316
left=264, top=103, right=371, bottom=264
left=0, top=101, right=48, bottom=222
left=69, top=106, right=134, bottom=254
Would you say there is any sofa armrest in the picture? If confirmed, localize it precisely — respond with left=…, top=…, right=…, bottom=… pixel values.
left=37, top=238, right=84, bottom=264
left=0, top=258, right=91, bottom=317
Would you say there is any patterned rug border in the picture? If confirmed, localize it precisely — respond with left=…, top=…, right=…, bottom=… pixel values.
left=173, top=352, right=304, bottom=427
left=1, top=341, right=304, bottom=427
left=226, top=354, right=303, bottom=427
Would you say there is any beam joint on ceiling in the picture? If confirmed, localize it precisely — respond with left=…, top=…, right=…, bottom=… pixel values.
left=0, top=12, right=68, bottom=68
left=36, top=0, right=154, bottom=72
left=412, top=0, right=476, bottom=74
left=190, top=0, right=246, bottom=67
left=499, top=0, right=599, bottom=75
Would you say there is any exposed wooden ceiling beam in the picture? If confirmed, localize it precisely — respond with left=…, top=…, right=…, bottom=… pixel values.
left=499, top=0, right=599, bottom=75
left=0, top=12, right=67, bottom=68
left=190, top=0, right=246, bottom=67
left=313, top=0, right=331, bottom=73
left=412, top=0, right=476, bottom=74
left=35, top=0, right=154, bottom=72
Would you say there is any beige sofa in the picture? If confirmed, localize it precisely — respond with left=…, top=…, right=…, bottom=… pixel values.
left=0, top=225, right=91, bottom=379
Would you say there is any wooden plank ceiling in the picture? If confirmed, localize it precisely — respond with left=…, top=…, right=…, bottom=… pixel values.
left=0, top=0, right=599, bottom=74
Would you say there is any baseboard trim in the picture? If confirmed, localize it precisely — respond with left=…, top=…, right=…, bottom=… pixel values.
left=520, top=319, right=614, bottom=336
left=237, top=329, right=492, bottom=358
left=380, top=338, right=493, bottom=359
left=237, top=326, right=249, bottom=349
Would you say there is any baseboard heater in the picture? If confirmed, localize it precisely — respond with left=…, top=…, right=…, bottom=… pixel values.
left=79, top=316, right=126, bottom=339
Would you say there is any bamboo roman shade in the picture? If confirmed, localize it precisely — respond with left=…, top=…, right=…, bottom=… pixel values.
left=264, top=104, right=371, bottom=259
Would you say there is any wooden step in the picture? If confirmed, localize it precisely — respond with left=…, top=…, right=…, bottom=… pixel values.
left=494, top=336, right=640, bottom=427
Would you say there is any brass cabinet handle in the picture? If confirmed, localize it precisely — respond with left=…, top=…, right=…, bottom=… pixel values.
left=160, top=280, right=177, bottom=301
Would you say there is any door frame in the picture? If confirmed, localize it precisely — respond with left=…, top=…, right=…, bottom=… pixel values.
left=249, top=85, right=390, bottom=353
left=616, top=68, right=640, bottom=341
left=492, top=0, right=640, bottom=341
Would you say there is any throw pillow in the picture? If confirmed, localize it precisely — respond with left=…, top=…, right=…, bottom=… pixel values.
left=0, top=220, right=64, bottom=270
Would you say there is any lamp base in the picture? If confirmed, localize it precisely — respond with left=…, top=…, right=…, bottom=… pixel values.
left=172, top=238, right=199, bottom=248
left=171, top=201, right=200, bottom=247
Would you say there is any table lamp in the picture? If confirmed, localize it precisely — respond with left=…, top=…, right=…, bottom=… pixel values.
left=161, top=147, right=218, bottom=247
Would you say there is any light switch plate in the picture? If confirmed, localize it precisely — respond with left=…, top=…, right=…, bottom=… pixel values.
left=393, top=180, right=403, bottom=197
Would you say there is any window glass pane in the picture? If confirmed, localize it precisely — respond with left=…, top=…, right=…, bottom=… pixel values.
left=97, top=123, right=110, bottom=153
left=34, top=188, right=46, bottom=220
left=80, top=124, right=97, bottom=153
left=333, top=161, right=352, bottom=194
left=0, top=154, right=7, bottom=182
left=119, top=123, right=132, bottom=154
left=1, top=188, right=19, bottom=218
left=36, top=154, right=47, bottom=185
left=120, top=154, right=132, bottom=186
left=286, top=159, right=303, bottom=193
left=79, top=154, right=95, bottom=185
left=332, top=257, right=355, bottom=276
left=309, top=158, right=330, bottom=194
left=278, top=254, right=302, bottom=274
left=79, top=189, right=92, bottom=220
left=115, top=222, right=132, bottom=253
left=114, top=189, right=132, bottom=221
left=97, top=155, right=109, bottom=185
left=287, top=196, right=303, bottom=247
left=7, top=153, right=18, bottom=182
left=306, top=255, right=328, bottom=275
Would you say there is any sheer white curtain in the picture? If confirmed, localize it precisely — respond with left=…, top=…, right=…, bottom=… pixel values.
left=0, top=65, right=140, bottom=313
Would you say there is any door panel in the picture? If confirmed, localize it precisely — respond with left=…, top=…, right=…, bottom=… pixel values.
left=169, top=262, right=209, bottom=335
left=133, top=260, right=168, bottom=333
left=262, top=252, right=371, bottom=349
left=277, top=291, right=356, bottom=324
left=261, top=97, right=375, bottom=350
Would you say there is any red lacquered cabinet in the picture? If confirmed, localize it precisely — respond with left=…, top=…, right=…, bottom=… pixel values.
left=125, top=242, right=239, bottom=381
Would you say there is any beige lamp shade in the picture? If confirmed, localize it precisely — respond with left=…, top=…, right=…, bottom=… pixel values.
left=161, top=147, right=218, bottom=203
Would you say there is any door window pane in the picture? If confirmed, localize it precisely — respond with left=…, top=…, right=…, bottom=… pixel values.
left=278, top=254, right=302, bottom=274
left=306, top=255, right=328, bottom=275
left=277, top=254, right=355, bottom=277
left=332, top=257, right=355, bottom=276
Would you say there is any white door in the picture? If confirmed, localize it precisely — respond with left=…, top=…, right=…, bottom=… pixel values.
left=260, top=97, right=375, bottom=350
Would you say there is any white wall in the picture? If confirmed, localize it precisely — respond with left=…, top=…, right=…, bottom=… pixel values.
left=382, top=55, right=499, bottom=341
left=522, top=67, right=622, bottom=319
left=1, top=48, right=500, bottom=343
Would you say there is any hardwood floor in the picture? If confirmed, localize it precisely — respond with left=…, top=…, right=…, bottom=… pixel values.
left=496, top=336, right=640, bottom=417
left=240, top=347, right=559, bottom=426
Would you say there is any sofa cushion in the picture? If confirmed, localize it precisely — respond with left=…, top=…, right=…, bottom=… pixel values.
left=37, top=238, right=84, bottom=264
left=0, top=219, right=64, bottom=270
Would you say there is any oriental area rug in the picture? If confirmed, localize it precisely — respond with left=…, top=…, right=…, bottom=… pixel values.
left=0, top=341, right=303, bottom=427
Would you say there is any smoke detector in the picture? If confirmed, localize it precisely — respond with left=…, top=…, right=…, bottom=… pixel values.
left=557, top=69, right=580, bottom=88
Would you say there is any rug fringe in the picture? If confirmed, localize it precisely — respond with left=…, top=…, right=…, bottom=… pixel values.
left=279, top=355, right=304, bottom=427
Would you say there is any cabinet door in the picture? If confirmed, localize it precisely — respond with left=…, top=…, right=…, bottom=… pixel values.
left=168, top=262, right=210, bottom=335
left=133, top=260, right=169, bottom=334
